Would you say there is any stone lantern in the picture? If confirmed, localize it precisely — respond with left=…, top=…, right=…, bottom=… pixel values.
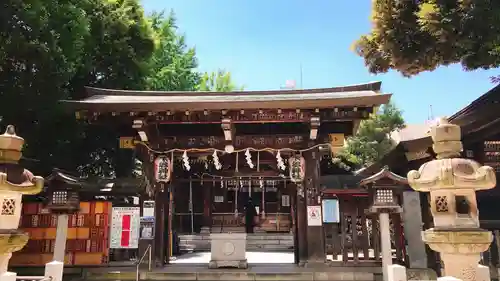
left=45, top=170, right=82, bottom=263
left=407, top=118, right=496, bottom=281
left=46, top=170, right=81, bottom=214
left=359, top=167, right=406, bottom=281
left=0, top=125, right=44, bottom=280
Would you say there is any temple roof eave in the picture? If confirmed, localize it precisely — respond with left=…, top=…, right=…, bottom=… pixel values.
left=61, top=93, right=392, bottom=112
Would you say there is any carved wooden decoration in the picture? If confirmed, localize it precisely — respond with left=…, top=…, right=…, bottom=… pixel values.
left=162, top=135, right=305, bottom=149
left=77, top=108, right=371, bottom=123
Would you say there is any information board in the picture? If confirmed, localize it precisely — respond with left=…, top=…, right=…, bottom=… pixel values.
left=322, top=199, right=340, bottom=223
left=110, top=207, right=140, bottom=249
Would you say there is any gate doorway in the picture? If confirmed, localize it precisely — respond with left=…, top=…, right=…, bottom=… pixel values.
left=167, top=179, right=297, bottom=265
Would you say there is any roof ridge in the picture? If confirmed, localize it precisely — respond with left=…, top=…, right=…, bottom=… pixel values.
left=84, top=81, right=382, bottom=97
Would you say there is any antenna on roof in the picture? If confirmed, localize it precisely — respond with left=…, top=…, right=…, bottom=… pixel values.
left=425, top=105, right=435, bottom=125
left=299, top=64, right=303, bottom=89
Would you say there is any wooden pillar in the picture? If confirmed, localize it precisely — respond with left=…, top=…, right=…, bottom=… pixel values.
left=201, top=181, right=212, bottom=234
left=154, top=188, right=163, bottom=266
left=303, top=147, right=325, bottom=265
left=296, top=183, right=308, bottom=265
left=166, top=183, right=174, bottom=264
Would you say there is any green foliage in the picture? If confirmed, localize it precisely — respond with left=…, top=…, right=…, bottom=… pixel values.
left=354, top=0, right=500, bottom=77
left=335, top=102, right=405, bottom=167
left=198, top=70, right=244, bottom=91
left=0, top=0, right=172, bottom=178
left=0, top=1, right=238, bottom=178
left=145, top=11, right=200, bottom=91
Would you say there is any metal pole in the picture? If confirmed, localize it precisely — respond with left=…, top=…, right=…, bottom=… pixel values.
left=53, top=214, right=69, bottom=262
left=189, top=179, right=194, bottom=234
left=148, top=246, right=152, bottom=271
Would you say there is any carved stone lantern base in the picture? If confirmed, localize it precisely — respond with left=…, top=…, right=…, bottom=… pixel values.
left=423, top=228, right=492, bottom=281
left=0, top=230, right=29, bottom=273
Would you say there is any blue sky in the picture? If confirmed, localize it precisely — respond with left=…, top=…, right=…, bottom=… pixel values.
left=141, top=0, right=498, bottom=123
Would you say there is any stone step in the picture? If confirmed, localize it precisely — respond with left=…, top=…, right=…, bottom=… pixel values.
left=84, top=267, right=377, bottom=281
left=177, top=234, right=294, bottom=253
left=178, top=234, right=293, bottom=240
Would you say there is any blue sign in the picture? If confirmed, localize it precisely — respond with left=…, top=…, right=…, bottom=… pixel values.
left=322, top=199, right=340, bottom=223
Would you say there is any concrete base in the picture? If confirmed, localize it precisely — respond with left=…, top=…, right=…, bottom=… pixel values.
left=208, top=259, right=248, bottom=269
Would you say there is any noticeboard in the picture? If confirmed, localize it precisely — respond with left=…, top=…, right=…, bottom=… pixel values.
left=322, top=199, right=340, bottom=223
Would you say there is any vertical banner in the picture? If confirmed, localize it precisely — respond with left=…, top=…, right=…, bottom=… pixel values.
left=110, top=207, right=140, bottom=249
left=322, top=199, right=340, bottom=223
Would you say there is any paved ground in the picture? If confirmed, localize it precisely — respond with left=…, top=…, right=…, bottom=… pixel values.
left=171, top=251, right=295, bottom=264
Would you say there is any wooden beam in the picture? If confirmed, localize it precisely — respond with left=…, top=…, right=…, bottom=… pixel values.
left=78, top=108, right=372, bottom=123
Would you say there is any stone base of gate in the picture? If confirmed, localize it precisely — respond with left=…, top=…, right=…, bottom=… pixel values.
left=384, top=264, right=489, bottom=281
left=83, top=265, right=378, bottom=281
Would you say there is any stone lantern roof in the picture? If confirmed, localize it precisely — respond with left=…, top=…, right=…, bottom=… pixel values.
left=408, top=118, right=496, bottom=192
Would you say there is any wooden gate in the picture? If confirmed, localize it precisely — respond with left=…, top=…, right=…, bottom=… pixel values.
left=323, top=195, right=406, bottom=266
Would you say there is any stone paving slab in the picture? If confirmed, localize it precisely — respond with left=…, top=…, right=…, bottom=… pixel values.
left=85, top=268, right=377, bottom=281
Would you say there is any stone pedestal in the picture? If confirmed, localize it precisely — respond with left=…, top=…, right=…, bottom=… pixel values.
left=422, top=230, right=492, bottom=281
left=0, top=271, right=16, bottom=281
left=387, top=264, right=407, bottom=281
left=45, top=261, right=64, bottom=281
left=209, top=233, right=247, bottom=269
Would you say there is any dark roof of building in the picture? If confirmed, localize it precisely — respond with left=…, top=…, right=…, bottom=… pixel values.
left=448, top=84, right=500, bottom=140
left=449, top=84, right=500, bottom=124
left=61, top=81, right=391, bottom=112
left=360, top=85, right=500, bottom=175
left=358, top=166, right=408, bottom=186
left=44, top=169, right=142, bottom=195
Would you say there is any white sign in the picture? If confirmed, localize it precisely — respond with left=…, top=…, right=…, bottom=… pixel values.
left=307, top=205, right=322, bottom=226
left=110, top=207, right=140, bottom=249
left=143, top=200, right=155, bottom=218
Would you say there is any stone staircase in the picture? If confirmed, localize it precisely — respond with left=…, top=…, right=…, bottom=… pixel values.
left=178, top=233, right=294, bottom=253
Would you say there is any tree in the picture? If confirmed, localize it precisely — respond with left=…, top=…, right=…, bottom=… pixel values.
left=353, top=1, right=500, bottom=77
left=334, top=102, right=405, bottom=168
left=198, top=70, right=244, bottom=91
left=0, top=0, right=156, bottom=177
left=145, top=11, right=200, bottom=91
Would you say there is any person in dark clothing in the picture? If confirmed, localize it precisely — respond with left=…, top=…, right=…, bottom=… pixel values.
left=244, top=198, right=257, bottom=233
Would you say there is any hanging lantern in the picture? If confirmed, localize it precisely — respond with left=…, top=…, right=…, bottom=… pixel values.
left=154, top=156, right=172, bottom=183
left=289, top=155, right=305, bottom=183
